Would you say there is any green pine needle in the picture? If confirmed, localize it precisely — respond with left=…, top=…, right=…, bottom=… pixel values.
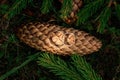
left=0, top=52, right=40, bottom=80
left=76, top=0, right=104, bottom=25
left=38, top=53, right=82, bottom=80
left=3, top=0, right=33, bottom=20
left=38, top=53, right=103, bottom=80
left=115, top=4, right=120, bottom=21
left=60, top=0, right=72, bottom=19
left=71, top=54, right=102, bottom=80
left=41, top=0, right=54, bottom=14
left=97, top=7, right=111, bottom=33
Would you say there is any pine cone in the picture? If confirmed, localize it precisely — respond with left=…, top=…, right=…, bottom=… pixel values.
left=59, top=0, right=83, bottom=24
left=17, top=22, right=102, bottom=55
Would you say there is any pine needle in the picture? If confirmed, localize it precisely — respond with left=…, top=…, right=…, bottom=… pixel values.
left=97, top=7, right=111, bottom=33
left=38, top=53, right=82, bottom=80
left=41, top=0, right=54, bottom=14
left=3, top=0, right=33, bottom=20
left=71, top=54, right=103, bottom=80
left=76, top=0, right=104, bottom=25
left=0, top=52, right=40, bottom=80
left=60, top=0, right=72, bottom=19
left=38, top=53, right=103, bottom=80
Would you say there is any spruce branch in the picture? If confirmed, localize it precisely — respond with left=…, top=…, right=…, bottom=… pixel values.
left=38, top=53, right=103, bottom=80
left=71, top=54, right=102, bottom=80
left=76, top=0, right=104, bottom=25
left=41, top=0, right=54, bottom=14
left=0, top=52, right=40, bottom=80
left=3, top=0, right=33, bottom=20
left=60, top=0, right=72, bottom=19
left=97, top=7, right=111, bottom=33
left=38, top=53, right=82, bottom=80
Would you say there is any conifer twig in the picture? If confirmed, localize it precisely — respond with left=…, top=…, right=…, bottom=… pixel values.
left=41, top=0, right=54, bottom=14
left=38, top=53, right=82, bottom=80
left=97, top=0, right=112, bottom=33
left=71, top=54, right=102, bottom=80
left=76, top=0, right=104, bottom=25
left=0, top=52, right=40, bottom=80
left=3, top=0, right=32, bottom=19
left=38, top=53, right=103, bottom=80
left=60, top=0, right=72, bottom=19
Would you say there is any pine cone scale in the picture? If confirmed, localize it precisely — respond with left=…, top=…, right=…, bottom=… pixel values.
left=60, top=0, right=83, bottom=23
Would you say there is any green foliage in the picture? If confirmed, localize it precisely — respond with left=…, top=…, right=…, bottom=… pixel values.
left=76, top=0, right=104, bottom=25
left=3, top=0, right=33, bottom=19
left=0, top=4, right=9, bottom=15
left=38, top=53, right=102, bottom=80
left=107, top=27, right=120, bottom=50
left=0, top=34, right=17, bottom=60
left=115, top=4, right=120, bottom=21
left=0, top=52, right=40, bottom=80
left=97, top=7, right=111, bottom=33
left=41, top=0, right=54, bottom=14
left=38, top=53, right=81, bottom=80
left=71, top=55, right=102, bottom=80
left=60, top=0, right=72, bottom=19
left=108, top=27, right=120, bottom=37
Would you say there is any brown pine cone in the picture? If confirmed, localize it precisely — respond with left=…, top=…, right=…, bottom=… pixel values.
left=17, top=22, right=102, bottom=55
left=59, top=0, right=83, bottom=24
